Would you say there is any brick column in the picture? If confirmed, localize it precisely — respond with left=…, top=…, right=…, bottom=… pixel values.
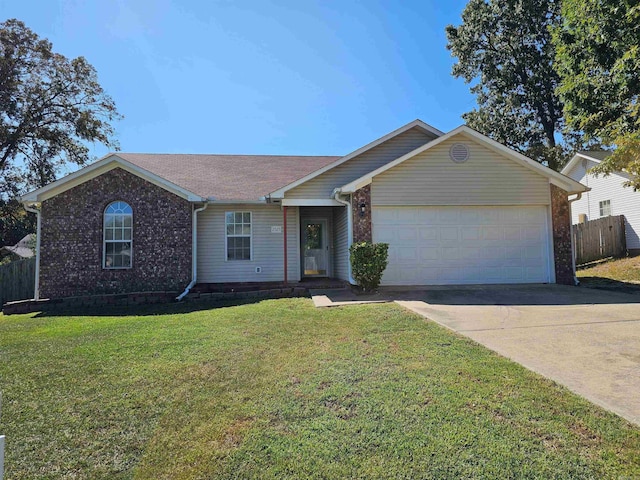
left=550, top=184, right=574, bottom=285
left=352, top=185, right=372, bottom=243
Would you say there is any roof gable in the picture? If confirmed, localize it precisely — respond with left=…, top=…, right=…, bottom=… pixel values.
left=561, top=151, right=613, bottom=177
left=562, top=151, right=634, bottom=186
left=21, top=155, right=203, bottom=203
left=268, top=119, right=442, bottom=198
left=339, top=126, right=589, bottom=195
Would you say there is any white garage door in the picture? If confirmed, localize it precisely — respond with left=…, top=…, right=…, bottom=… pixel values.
left=373, top=206, right=551, bottom=285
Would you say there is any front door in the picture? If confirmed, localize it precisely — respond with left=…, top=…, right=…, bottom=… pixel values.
left=302, top=219, right=328, bottom=277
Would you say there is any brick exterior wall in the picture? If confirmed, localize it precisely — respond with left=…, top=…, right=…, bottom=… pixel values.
left=352, top=185, right=372, bottom=243
left=40, top=168, right=193, bottom=299
left=550, top=184, right=574, bottom=285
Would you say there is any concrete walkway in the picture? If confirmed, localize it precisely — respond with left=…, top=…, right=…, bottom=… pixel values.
left=311, top=285, right=640, bottom=426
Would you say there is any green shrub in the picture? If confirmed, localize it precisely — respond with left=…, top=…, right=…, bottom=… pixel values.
left=349, top=241, right=389, bottom=292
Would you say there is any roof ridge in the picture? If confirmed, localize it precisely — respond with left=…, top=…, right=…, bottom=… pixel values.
left=116, top=152, right=342, bottom=158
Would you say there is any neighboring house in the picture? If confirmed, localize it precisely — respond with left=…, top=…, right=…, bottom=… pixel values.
left=562, top=151, right=640, bottom=255
left=20, top=120, right=587, bottom=301
left=0, top=234, right=35, bottom=262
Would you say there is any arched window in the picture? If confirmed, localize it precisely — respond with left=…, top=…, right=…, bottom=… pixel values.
left=104, top=201, right=133, bottom=269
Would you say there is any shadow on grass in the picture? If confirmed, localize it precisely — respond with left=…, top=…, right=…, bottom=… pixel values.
left=31, top=296, right=299, bottom=318
left=578, top=276, right=640, bottom=296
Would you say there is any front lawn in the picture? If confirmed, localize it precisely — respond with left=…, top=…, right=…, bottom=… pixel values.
left=1, top=299, right=638, bottom=479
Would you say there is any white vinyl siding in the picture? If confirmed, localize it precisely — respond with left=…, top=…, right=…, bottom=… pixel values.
left=333, top=206, right=349, bottom=281
left=198, top=204, right=299, bottom=282
left=287, top=127, right=436, bottom=199
left=373, top=206, right=551, bottom=285
left=371, top=137, right=551, bottom=206
left=565, top=158, right=640, bottom=250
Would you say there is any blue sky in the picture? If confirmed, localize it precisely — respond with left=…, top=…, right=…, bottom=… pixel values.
left=3, top=0, right=474, bottom=159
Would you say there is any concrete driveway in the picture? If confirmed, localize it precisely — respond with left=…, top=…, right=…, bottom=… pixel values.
left=313, top=284, right=640, bottom=425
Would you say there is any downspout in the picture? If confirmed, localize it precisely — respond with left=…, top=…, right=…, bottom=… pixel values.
left=23, top=203, right=41, bottom=301
left=568, top=192, right=583, bottom=286
left=333, top=189, right=356, bottom=285
left=176, top=200, right=210, bottom=301
left=283, top=206, right=288, bottom=285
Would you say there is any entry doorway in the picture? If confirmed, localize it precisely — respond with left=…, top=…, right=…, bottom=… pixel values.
left=301, top=218, right=329, bottom=277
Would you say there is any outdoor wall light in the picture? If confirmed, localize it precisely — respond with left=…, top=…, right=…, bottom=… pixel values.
left=359, top=202, right=367, bottom=218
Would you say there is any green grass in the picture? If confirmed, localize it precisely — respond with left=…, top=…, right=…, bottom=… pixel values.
left=578, top=256, right=640, bottom=283
left=578, top=256, right=640, bottom=293
left=1, top=299, right=639, bottom=479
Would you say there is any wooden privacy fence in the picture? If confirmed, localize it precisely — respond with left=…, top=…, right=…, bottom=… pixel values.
left=573, top=215, right=627, bottom=266
left=0, top=257, right=35, bottom=306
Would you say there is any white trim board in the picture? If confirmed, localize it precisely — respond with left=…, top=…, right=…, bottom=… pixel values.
left=21, top=154, right=203, bottom=203
left=281, top=199, right=343, bottom=206
left=268, top=119, right=443, bottom=199
left=339, top=126, right=589, bottom=195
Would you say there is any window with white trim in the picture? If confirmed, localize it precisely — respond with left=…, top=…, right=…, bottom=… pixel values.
left=226, top=211, right=251, bottom=260
left=104, top=201, right=133, bottom=268
left=599, top=199, right=612, bottom=217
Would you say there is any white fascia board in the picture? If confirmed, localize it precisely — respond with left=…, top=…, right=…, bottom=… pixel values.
left=340, top=126, right=589, bottom=195
left=209, top=199, right=267, bottom=204
left=269, top=119, right=442, bottom=199
left=21, top=154, right=203, bottom=203
left=281, top=198, right=343, bottom=206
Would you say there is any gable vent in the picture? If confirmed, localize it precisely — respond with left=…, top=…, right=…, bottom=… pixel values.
left=449, top=143, right=470, bottom=163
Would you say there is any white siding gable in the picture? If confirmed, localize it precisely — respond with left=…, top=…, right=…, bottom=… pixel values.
left=371, top=136, right=551, bottom=206
left=565, top=159, right=640, bottom=250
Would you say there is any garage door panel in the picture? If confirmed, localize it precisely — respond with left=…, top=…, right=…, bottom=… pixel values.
left=396, top=247, right=418, bottom=261
left=375, top=226, right=395, bottom=243
left=373, top=206, right=550, bottom=285
left=461, top=226, right=481, bottom=241
left=419, top=247, right=439, bottom=260
left=525, top=245, right=544, bottom=259
left=440, top=227, right=459, bottom=242
left=482, top=227, right=503, bottom=241
left=397, top=228, right=417, bottom=241
left=419, top=227, right=438, bottom=241
left=504, top=226, right=522, bottom=240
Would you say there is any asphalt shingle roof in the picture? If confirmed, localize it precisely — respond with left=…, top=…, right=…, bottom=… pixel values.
left=116, top=153, right=341, bottom=201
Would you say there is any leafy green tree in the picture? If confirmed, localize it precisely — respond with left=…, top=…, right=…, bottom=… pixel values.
left=446, top=0, right=575, bottom=171
left=0, top=18, right=121, bottom=196
left=553, top=0, right=640, bottom=189
left=0, top=199, right=34, bottom=245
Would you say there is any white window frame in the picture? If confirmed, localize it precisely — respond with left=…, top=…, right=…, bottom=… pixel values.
left=599, top=199, right=612, bottom=217
left=225, top=211, right=253, bottom=261
left=103, top=201, right=133, bottom=269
